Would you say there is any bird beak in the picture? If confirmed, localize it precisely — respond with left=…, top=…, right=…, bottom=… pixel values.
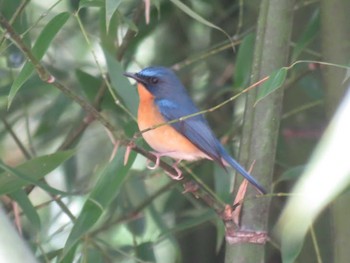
left=123, top=72, right=144, bottom=84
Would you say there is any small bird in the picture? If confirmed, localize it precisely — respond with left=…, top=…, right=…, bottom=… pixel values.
left=124, top=66, right=266, bottom=194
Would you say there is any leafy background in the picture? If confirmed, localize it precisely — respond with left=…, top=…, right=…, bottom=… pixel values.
left=0, top=0, right=349, bottom=262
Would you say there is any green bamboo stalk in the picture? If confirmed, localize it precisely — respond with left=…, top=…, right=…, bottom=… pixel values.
left=225, top=0, right=294, bottom=262
left=320, top=0, right=350, bottom=118
left=320, top=1, right=350, bottom=262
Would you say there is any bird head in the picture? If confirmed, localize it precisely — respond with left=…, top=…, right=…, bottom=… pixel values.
left=124, top=66, right=186, bottom=99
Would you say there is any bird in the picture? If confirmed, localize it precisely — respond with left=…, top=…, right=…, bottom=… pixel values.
left=124, top=66, right=266, bottom=194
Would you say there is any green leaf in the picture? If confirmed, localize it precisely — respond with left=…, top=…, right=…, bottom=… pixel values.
left=152, top=0, right=161, bottom=12
left=79, top=0, right=104, bottom=8
left=61, top=147, right=136, bottom=261
left=275, top=165, right=305, bottom=185
left=1, top=0, right=31, bottom=47
left=121, top=15, right=138, bottom=33
left=10, top=189, right=41, bottom=229
left=234, top=33, right=255, bottom=89
left=135, top=242, right=156, bottom=262
left=0, top=161, right=69, bottom=196
left=292, top=9, right=320, bottom=60
left=75, top=69, right=115, bottom=110
left=256, top=68, right=287, bottom=104
left=75, top=69, right=103, bottom=102
left=160, top=209, right=216, bottom=238
left=103, top=49, right=138, bottom=115
left=35, top=94, right=72, bottom=138
left=85, top=248, right=104, bottom=263
left=8, top=12, right=70, bottom=107
left=0, top=150, right=75, bottom=195
left=170, top=0, right=234, bottom=49
left=106, top=0, right=123, bottom=32
left=277, top=89, right=350, bottom=263
left=38, top=249, right=63, bottom=262
left=120, top=175, right=148, bottom=236
left=214, top=165, right=233, bottom=203
left=215, top=219, right=225, bottom=253
left=281, top=238, right=305, bottom=263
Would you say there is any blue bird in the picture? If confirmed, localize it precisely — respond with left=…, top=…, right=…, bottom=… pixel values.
left=124, top=66, right=266, bottom=194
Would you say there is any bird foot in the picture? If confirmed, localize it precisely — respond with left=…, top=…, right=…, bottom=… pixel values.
left=146, top=151, right=167, bottom=170
left=146, top=152, right=160, bottom=170
left=145, top=153, right=183, bottom=180
left=165, top=159, right=183, bottom=180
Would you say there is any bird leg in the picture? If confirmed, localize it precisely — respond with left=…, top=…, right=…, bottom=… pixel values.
left=165, top=159, right=183, bottom=180
left=146, top=153, right=183, bottom=180
left=146, top=151, right=162, bottom=170
left=146, top=151, right=175, bottom=170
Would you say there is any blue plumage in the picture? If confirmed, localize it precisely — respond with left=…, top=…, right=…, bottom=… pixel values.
left=155, top=96, right=266, bottom=194
left=124, top=66, right=266, bottom=194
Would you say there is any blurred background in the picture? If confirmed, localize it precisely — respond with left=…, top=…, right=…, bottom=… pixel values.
left=0, top=0, right=349, bottom=262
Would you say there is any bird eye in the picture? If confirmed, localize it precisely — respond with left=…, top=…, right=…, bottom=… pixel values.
left=150, top=77, right=159, bottom=84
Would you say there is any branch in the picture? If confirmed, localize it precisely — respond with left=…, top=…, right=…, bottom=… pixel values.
left=1, top=115, right=32, bottom=160
left=116, top=2, right=144, bottom=60
left=0, top=13, right=258, bottom=234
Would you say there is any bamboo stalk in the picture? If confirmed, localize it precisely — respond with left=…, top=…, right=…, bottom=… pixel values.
left=225, top=0, right=295, bottom=262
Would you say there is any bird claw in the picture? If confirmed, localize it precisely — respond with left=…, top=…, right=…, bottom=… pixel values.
left=146, top=151, right=163, bottom=169
left=145, top=153, right=183, bottom=180
left=165, top=170, right=183, bottom=180
left=165, top=160, right=183, bottom=180
left=146, top=157, right=160, bottom=170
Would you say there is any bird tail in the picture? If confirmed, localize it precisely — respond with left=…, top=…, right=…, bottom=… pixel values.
left=220, top=148, right=266, bottom=194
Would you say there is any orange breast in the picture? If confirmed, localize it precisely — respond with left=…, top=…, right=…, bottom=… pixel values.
left=137, top=83, right=206, bottom=160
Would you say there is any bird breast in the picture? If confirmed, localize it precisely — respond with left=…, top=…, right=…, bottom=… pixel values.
left=137, top=84, right=206, bottom=161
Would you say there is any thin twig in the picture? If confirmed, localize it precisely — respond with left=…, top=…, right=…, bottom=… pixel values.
left=0, top=0, right=29, bottom=46
left=89, top=179, right=178, bottom=236
left=172, top=39, right=242, bottom=71
left=0, top=13, right=52, bottom=82
left=1, top=115, right=32, bottom=160
left=58, top=2, right=143, bottom=151
left=282, top=100, right=323, bottom=120
left=116, top=2, right=144, bottom=60
left=310, top=224, right=324, bottom=263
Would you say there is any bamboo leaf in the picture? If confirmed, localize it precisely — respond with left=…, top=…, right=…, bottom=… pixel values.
left=169, top=0, right=234, bottom=49
left=76, top=69, right=103, bottom=103
left=61, top=147, right=136, bottom=261
left=8, top=12, right=70, bottom=107
left=159, top=209, right=216, bottom=238
left=277, top=89, right=350, bottom=263
left=79, top=0, right=104, bottom=8
left=10, top=189, right=41, bottom=229
left=0, top=150, right=75, bottom=195
left=256, top=68, right=287, bottom=104
left=0, top=162, right=68, bottom=196
left=292, top=9, right=320, bottom=60
left=104, top=49, right=138, bottom=115
left=275, top=165, right=305, bottom=184
left=234, top=33, right=255, bottom=89
left=106, top=0, right=122, bottom=32
left=135, top=242, right=156, bottom=262
left=214, top=165, right=232, bottom=203
left=76, top=69, right=115, bottom=110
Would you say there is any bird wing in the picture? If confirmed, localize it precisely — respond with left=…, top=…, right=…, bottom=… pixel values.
left=155, top=98, right=224, bottom=166
left=156, top=98, right=266, bottom=194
